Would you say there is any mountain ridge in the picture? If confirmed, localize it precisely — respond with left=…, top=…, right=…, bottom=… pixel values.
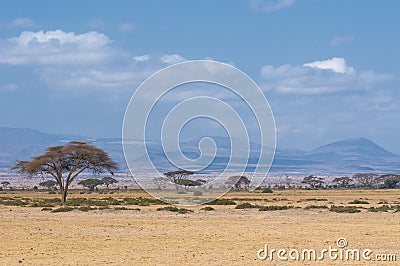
left=0, top=127, right=399, bottom=174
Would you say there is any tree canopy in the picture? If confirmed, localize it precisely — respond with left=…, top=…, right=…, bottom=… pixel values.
left=12, top=141, right=118, bottom=202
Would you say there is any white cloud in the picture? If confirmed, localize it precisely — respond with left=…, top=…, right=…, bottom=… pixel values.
left=250, top=0, right=295, bottom=12
left=330, top=35, right=354, bottom=46
left=9, top=17, right=36, bottom=28
left=118, top=22, right=135, bottom=32
left=133, top=54, right=150, bottom=62
left=0, top=30, right=113, bottom=65
left=260, top=58, right=392, bottom=95
left=160, top=54, right=186, bottom=64
left=303, top=57, right=355, bottom=74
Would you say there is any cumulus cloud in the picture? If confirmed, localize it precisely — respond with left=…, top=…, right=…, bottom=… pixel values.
left=303, top=57, right=355, bottom=74
left=0, top=30, right=113, bottom=65
left=133, top=54, right=150, bottom=62
left=250, top=0, right=295, bottom=12
left=9, top=17, right=36, bottom=28
left=160, top=54, right=186, bottom=64
left=260, top=57, right=392, bottom=94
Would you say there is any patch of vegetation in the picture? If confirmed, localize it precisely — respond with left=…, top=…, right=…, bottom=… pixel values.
left=378, top=200, right=388, bottom=204
left=272, top=198, right=289, bottom=201
left=200, top=206, right=215, bottom=211
left=122, top=197, right=165, bottom=206
left=258, top=205, right=293, bottom=211
left=156, top=206, right=193, bottom=214
left=304, top=205, right=329, bottom=210
left=193, top=191, right=203, bottom=196
left=0, top=198, right=28, bottom=206
left=207, top=199, right=236, bottom=205
left=348, top=199, right=369, bottom=204
left=235, top=202, right=260, bottom=209
left=113, top=206, right=140, bottom=211
left=78, top=206, right=97, bottom=212
left=368, top=205, right=400, bottom=212
left=41, top=207, right=53, bottom=211
left=298, top=198, right=328, bottom=202
left=329, top=205, right=360, bottom=213
left=261, top=188, right=273, bottom=193
left=51, top=207, right=74, bottom=213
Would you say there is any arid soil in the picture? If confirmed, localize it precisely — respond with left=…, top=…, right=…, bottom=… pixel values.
left=0, top=190, right=399, bottom=265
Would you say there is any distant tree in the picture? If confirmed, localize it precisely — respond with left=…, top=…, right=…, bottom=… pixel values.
left=78, top=178, right=104, bottom=191
left=284, top=175, right=292, bottom=189
left=12, top=141, right=118, bottom=202
left=39, top=180, right=58, bottom=190
left=301, top=175, right=325, bottom=188
left=226, top=176, right=250, bottom=190
left=380, top=174, right=400, bottom=189
left=101, top=176, right=118, bottom=188
left=353, top=173, right=378, bottom=188
left=332, top=176, right=353, bottom=188
left=1, top=181, right=10, bottom=189
left=164, top=170, right=194, bottom=184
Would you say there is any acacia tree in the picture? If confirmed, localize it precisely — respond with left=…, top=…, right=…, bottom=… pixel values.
left=78, top=178, right=104, bottom=191
left=1, top=181, right=10, bottom=189
left=301, top=175, right=325, bottom=188
left=101, top=176, right=118, bottom=188
left=163, top=170, right=194, bottom=184
left=12, top=141, right=118, bottom=202
left=332, top=176, right=353, bottom=188
left=39, top=180, right=58, bottom=190
left=353, top=173, right=378, bottom=188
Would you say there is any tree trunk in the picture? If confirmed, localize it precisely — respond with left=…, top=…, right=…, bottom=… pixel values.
left=60, top=188, right=68, bottom=202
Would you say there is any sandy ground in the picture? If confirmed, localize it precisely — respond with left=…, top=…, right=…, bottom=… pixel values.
left=0, top=190, right=399, bottom=265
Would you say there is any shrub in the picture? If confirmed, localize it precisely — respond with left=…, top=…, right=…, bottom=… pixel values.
left=207, top=199, right=236, bottom=205
left=261, top=188, right=273, bottom=193
left=348, top=199, right=369, bottom=204
left=193, top=191, right=203, bottom=196
left=41, top=207, right=53, bottom=211
left=114, top=207, right=129, bottom=210
left=48, top=191, right=56, bottom=194
left=200, top=206, right=215, bottom=211
left=51, top=207, right=74, bottom=213
left=156, top=206, right=193, bottom=214
left=258, top=205, right=293, bottom=211
left=78, top=206, right=97, bottom=212
left=304, top=205, right=329, bottom=210
left=235, top=202, right=259, bottom=209
left=330, top=205, right=360, bottom=213
left=0, top=198, right=28, bottom=206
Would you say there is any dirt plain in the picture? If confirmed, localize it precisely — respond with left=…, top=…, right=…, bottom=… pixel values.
left=0, top=189, right=399, bottom=265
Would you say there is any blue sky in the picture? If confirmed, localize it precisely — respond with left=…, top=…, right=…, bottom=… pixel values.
left=0, top=0, right=399, bottom=153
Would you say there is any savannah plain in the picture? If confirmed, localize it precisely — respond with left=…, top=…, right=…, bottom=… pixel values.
left=0, top=189, right=399, bottom=265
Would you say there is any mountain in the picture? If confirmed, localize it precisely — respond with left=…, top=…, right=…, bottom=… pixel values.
left=0, top=127, right=399, bottom=174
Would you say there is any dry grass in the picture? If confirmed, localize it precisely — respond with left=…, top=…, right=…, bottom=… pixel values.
left=0, top=189, right=399, bottom=265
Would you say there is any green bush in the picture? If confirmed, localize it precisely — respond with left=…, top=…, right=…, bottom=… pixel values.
left=78, top=206, right=97, bottom=212
left=156, top=206, right=193, bottom=214
left=193, top=191, right=203, bottom=196
left=200, top=206, right=215, bottom=211
left=235, top=202, right=259, bottom=209
left=261, top=188, right=273, bottom=193
left=51, top=207, right=74, bottom=213
left=207, top=199, right=236, bottom=205
left=348, top=199, right=369, bottom=204
left=304, top=205, right=329, bottom=209
left=41, top=207, right=53, bottom=211
left=258, top=205, right=293, bottom=211
left=330, top=205, right=360, bottom=213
